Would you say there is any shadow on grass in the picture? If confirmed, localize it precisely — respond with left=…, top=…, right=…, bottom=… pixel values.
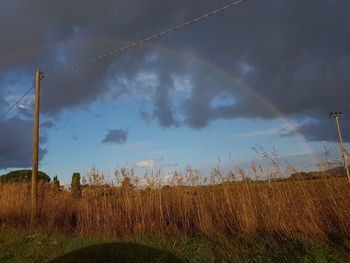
left=50, top=242, right=183, bottom=263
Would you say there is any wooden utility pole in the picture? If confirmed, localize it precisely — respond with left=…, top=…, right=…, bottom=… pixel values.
left=330, top=112, right=350, bottom=183
left=31, top=69, right=42, bottom=228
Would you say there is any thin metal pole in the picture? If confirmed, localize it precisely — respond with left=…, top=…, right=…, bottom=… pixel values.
left=31, top=69, right=41, bottom=228
left=335, top=116, right=350, bottom=183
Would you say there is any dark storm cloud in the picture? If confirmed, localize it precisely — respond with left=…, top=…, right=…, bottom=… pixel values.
left=0, top=117, right=47, bottom=169
left=153, top=73, right=179, bottom=127
left=102, top=129, right=128, bottom=144
left=176, top=0, right=350, bottom=135
left=0, top=0, right=195, bottom=114
left=282, top=117, right=350, bottom=143
left=0, top=0, right=350, bottom=170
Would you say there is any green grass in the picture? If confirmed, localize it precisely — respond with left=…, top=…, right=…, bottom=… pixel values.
left=0, top=228, right=349, bottom=263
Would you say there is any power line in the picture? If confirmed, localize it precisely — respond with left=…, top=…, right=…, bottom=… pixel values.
left=0, top=87, right=33, bottom=120
left=0, top=0, right=245, bottom=120
left=45, top=0, right=244, bottom=79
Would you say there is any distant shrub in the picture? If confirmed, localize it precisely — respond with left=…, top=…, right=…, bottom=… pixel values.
left=51, top=176, right=60, bottom=192
left=289, top=166, right=346, bottom=180
left=71, top=172, right=82, bottom=198
left=0, top=169, right=50, bottom=184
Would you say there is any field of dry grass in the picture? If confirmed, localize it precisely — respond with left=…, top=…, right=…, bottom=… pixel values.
left=0, top=166, right=349, bottom=245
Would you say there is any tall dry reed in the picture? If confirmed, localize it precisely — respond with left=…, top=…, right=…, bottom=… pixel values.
left=0, top=166, right=349, bottom=242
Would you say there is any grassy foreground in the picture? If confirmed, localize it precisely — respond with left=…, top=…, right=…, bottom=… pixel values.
left=0, top=228, right=349, bottom=263
left=1, top=167, right=350, bottom=262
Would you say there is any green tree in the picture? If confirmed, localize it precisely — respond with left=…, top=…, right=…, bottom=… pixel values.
left=52, top=175, right=60, bottom=192
left=0, top=170, right=50, bottom=184
left=71, top=172, right=82, bottom=198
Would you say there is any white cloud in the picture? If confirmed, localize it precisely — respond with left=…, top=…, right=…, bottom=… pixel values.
left=135, top=159, right=157, bottom=168
left=172, top=74, right=193, bottom=94
left=5, top=95, right=33, bottom=109
left=105, top=70, right=159, bottom=101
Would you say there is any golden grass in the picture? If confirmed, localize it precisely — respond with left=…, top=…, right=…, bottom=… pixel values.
left=0, top=170, right=349, bottom=242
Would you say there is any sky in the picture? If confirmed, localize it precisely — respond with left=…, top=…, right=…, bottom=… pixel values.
left=0, top=0, right=349, bottom=183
